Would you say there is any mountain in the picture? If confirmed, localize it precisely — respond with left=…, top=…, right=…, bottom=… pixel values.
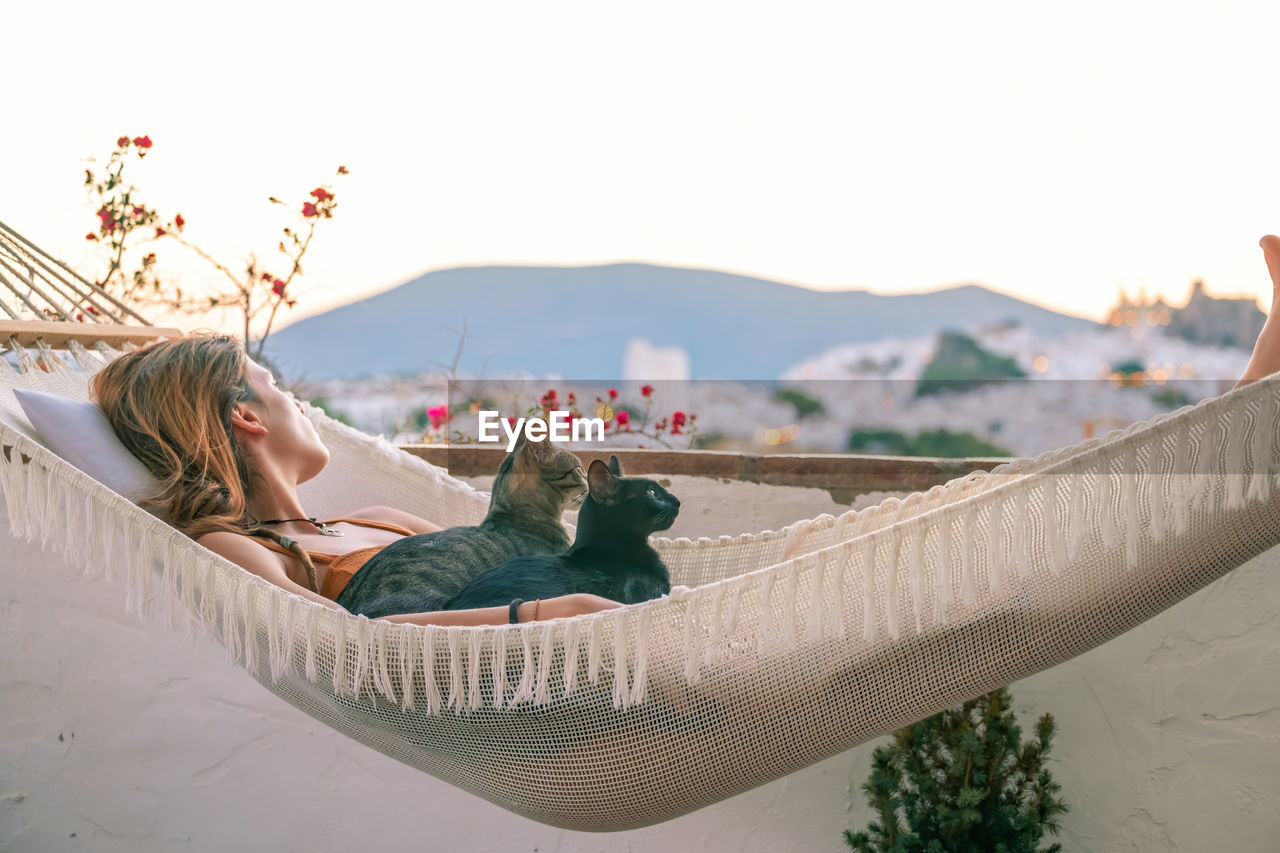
left=263, top=263, right=1092, bottom=381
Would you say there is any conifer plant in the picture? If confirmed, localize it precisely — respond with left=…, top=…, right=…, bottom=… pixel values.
left=845, top=688, right=1068, bottom=853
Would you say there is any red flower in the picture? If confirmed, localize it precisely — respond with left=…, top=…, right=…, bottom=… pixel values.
left=615, top=410, right=630, bottom=428
left=96, top=206, right=112, bottom=226
left=337, top=165, right=349, bottom=175
left=85, top=233, right=97, bottom=241
left=506, top=416, right=517, bottom=427
left=76, top=313, right=86, bottom=322
left=310, top=187, right=333, bottom=202
left=154, top=226, right=166, bottom=237
left=608, top=388, right=618, bottom=399
left=261, top=272, right=274, bottom=282
left=672, top=411, right=687, bottom=427
left=427, top=405, right=449, bottom=429
left=301, top=202, right=319, bottom=218
left=173, top=213, right=185, bottom=229
left=132, top=135, right=152, bottom=149
left=144, top=252, right=156, bottom=265
left=132, top=206, right=146, bottom=217
left=566, top=392, right=576, bottom=403
left=640, top=384, right=653, bottom=398
left=546, top=388, right=558, bottom=400
left=116, top=136, right=130, bottom=148
left=85, top=305, right=99, bottom=315
left=272, top=279, right=286, bottom=297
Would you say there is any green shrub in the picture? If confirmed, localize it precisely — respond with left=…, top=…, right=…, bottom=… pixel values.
left=845, top=688, right=1068, bottom=853
left=773, top=387, right=827, bottom=420
left=847, top=428, right=1011, bottom=458
left=916, top=332, right=1026, bottom=397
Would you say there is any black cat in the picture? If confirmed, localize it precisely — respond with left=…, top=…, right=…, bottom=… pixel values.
left=336, top=434, right=586, bottom=618
left=445, top=455, right=679, bottom=611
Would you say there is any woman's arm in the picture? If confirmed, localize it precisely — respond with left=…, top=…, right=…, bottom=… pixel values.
left=380, top=594, right=623, bottom=626
left=1235, top=235, right=1280, bottom=389
left=196, top=532, right=620, bottom=624
left=349, top=504, right=443, bottom=535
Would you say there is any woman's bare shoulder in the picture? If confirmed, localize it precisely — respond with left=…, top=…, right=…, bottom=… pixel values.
left=195, top=531, right=339, bottom=608
left=196, top=531, right=287, bottom=573
left=348, top=505, right=442, bottom=534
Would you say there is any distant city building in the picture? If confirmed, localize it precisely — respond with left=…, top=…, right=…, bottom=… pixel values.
left=622, top=338, right=691, bottom=381
left=1107, top=279, right=1264, bottom=350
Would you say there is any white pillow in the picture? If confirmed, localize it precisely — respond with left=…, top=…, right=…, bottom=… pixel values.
left=13, top=388, right=162, bottom=503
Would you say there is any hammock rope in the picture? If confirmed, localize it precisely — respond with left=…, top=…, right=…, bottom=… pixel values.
left=2, top=344, right=1278, bottom=831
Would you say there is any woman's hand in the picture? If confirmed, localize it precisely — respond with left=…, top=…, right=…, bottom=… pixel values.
left=522, top=593, right=624, bottom=622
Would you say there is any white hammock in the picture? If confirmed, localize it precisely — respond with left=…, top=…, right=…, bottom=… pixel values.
left=2, top=339, right=1278, bottom=832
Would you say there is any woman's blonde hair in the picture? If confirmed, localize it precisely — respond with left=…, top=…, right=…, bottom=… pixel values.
left=92, top=333, right=320, bottom=591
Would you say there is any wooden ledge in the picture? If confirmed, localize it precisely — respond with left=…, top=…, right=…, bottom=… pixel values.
left=397, top=445, right=1010, bottom=503
left=1, top=320, right=181, bottom=349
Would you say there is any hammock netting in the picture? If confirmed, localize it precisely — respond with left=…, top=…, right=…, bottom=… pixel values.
left=2, top=338, right=1278, bottom=831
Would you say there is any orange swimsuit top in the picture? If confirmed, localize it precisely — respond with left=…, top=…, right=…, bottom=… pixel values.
left=251, top=517, right=417, bottom=600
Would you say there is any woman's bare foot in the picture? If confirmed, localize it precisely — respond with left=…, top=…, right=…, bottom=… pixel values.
left=1234, top=235, right=1280, bottom=388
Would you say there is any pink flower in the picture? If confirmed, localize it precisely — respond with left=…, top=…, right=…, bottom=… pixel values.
left=96, top=206, right=112, bottom=226
left=154, top=226, right=166, bottom=237
left=301, top=202, right=319, bottom=218
left=640, top=384, right=653, bottom=398
left=132, top=135, right=153, bottom=149
left=427, top=405, right=449, bottom=429
left=615, top=410, right=630, bottom=428
left=310, top=187, right=333, bottom=202
left=506, top=416, right=517, bottom=428
left=608, top=388, right=618, bottom=399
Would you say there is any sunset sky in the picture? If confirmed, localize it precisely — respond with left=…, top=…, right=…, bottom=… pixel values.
left=5, top=1, right=1278, bottom=328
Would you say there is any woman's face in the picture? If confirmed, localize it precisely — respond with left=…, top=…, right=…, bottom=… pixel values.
left=237, top=361, right=330, bottom=483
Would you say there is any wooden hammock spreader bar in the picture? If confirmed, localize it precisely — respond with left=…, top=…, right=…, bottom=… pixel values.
left=0, top=320, right=181, bottom=350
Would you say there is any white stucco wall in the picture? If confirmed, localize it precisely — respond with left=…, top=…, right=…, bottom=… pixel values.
left=2, top=477, right=1278, bottom=852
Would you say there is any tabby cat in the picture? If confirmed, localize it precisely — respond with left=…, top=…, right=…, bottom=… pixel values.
left=445, top=455, right=678, bottom=610
left=335, top=434, right=586, bottom=618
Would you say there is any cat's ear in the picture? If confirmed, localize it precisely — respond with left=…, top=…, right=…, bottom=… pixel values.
left=607, top=454, right=623, bottom=476
left=587, top=458, right=620, bottom=505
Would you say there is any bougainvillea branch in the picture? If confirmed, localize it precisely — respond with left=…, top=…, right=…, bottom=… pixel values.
left=410, top=385, right=699, bottom=449
left=82, top=135, right=346, bottom=361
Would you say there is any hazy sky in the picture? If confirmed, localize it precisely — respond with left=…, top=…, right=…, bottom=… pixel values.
left=5, top=1, right=1278, bottom=328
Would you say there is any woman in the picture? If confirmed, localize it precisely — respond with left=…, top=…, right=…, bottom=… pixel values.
left=94, top=236, right=1280, bottom=625
left=91, top=335, right=621, bottom=626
